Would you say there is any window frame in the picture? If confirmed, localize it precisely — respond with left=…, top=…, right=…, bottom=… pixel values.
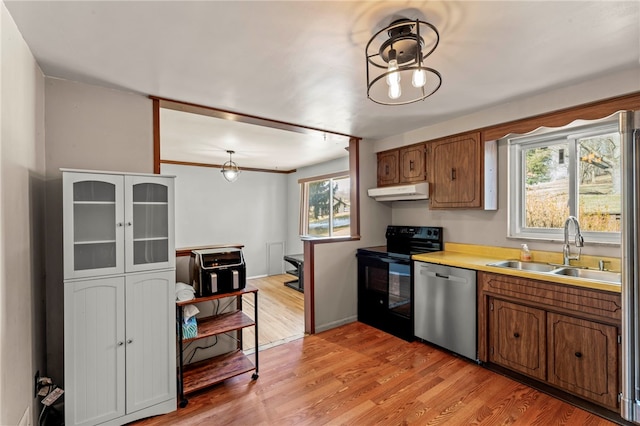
left=507, top=117, right=620, bottom=244
left=298, top=171, right=351, bottom=238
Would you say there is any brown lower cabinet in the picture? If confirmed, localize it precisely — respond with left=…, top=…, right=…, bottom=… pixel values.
left=479, top=272, right=621, bottom=411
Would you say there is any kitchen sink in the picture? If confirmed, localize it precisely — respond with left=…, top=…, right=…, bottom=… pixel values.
left=487, top=260, right=558, bottom=273
left=552, top=267, right=621, bottom=284
left=486, top=260, right=621, bottom=284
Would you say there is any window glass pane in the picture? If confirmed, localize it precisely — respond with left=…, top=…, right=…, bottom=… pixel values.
left=307, top=179, right=331, bottom=237
left=577, top=131, right=621, bottom=232
left=303, top=175, right=351, bottom=237
left=332, top=177, right=350, bottom=236
left=524, top=142, right=570, bottom=229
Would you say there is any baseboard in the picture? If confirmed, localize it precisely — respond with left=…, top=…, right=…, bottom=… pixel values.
left=247, top=274, right=267, bottom=280
left=315, top=316, right=357, bottom=333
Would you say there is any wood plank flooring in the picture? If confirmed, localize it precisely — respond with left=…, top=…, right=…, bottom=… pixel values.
left=242, top=274, right=305, bottom=351
left=134, top=322, right=615, bottom=426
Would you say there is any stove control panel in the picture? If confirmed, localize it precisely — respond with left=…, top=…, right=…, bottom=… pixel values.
left=386, top=226, right=442, bottom=242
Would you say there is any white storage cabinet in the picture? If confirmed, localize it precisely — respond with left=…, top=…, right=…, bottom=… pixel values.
left=62, top=169, right=176, bottom=426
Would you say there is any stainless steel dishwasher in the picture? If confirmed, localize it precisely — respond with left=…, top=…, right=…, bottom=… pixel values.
left=414, top=261, right=477, bottom=361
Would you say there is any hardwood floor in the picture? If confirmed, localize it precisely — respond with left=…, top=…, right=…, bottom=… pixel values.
left=135, top=322, right=615, bottom=426
left=242, top=274, right=305, bottom=351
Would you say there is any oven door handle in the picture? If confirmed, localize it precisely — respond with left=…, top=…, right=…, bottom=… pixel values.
left=378, top=258, right=410, bottom=266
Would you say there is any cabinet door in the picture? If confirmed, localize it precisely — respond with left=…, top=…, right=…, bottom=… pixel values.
left=64, top=277, right=126, bottom=426
left=63, top=172, right=125, bottom=279
left=489, top=298, right=546, bottom=380
left=399, top=144, right=426, bottom=183
left=377, top=150, right=399, bottom=186
left=429, top=132, right=482, bottom=208
left=547, top=312, right=619, bottom=409
left=125, top=271, right=176, bottom=412
left=124, top=176, right=175, bottom=272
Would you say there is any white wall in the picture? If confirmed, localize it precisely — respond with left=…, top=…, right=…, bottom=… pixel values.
left=44, top=78, right=153, bottom=385
left=373, top=68, right=640, bottom=259
left=0, top=3, right=46, bottom=424
left=285, top=156, right=350, bottom=255
left=161, top=163, right=288, bottom=278
left=313, top=141, right=391, bottom=332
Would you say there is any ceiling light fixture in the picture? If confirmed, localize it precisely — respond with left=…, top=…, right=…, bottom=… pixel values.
left=366, top=18, right=442, bottom=105
left=221, top=150, right=240, bottom=182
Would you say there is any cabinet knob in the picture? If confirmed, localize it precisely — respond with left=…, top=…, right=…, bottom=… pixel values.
left=116, top=222, right=124, bottom=227
left=117, top=341, right=124, bottom=346
left=127, top=339, right=133, bottom=344
left=513, top=332, right=520, bottom=338
left=575, top=351, right=582, bottom=358
left=126, top=222, right=132, bottom=226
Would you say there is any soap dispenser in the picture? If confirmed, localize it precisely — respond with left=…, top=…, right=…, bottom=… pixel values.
left=520, top=244, right=532, bottom=261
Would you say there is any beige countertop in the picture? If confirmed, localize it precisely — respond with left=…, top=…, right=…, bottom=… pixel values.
left=412, top=242, right=621, bottom=293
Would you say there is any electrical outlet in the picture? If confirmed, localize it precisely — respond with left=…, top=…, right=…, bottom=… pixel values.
left=34, top=370, right=39, bottom=398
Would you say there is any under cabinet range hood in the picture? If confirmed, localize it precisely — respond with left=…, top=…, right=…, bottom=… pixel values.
left=368, top=182, right=429, bottom=201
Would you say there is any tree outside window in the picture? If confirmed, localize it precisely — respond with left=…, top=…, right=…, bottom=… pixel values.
left=301, top=174, right=350, bottom=237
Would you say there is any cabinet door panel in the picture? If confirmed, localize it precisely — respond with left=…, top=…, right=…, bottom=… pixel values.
left=547, top=312, right=619, bottom=409
left=490, top=299, right=546, bottom=380
left=125, top=271, right=176, bottom=412
left=63, top=173, right=125, bottom=279
left=64, top=277, right=126, bottom=426
left=429, top=132, right=482, bottom=208
left=377, top=151, right=399, bottom=186
left=125, top=176, right=175, bottom=272
left=399, top=144, right=426, bottom=183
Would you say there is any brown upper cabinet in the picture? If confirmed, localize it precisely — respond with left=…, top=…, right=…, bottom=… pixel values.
left=428, top=131, right=484, bottom=209
left=374, top=131, right=496, bottom=209
left=376, top=150, right=399, bottom=186
left=376, top=143, right=426, bottom=187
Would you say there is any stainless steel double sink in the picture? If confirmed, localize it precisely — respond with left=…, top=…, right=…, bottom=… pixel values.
left=486, top=260, right=621, bottom=285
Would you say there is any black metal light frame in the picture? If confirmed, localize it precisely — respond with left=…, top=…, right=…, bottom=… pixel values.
left=366, top=18, right=442, bottom=106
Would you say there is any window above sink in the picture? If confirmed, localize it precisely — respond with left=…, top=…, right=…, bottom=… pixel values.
left=507, top=115, right=621, bottom=245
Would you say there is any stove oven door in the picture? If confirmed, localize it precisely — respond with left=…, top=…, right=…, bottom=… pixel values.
left=357, top=252, right=413, bottom=341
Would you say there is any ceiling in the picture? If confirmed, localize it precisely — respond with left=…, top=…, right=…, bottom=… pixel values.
left=5, top=1, right=640, bottom=171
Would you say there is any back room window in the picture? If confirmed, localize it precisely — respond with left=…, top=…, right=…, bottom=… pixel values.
left=299, top=172, right=350, bottom=238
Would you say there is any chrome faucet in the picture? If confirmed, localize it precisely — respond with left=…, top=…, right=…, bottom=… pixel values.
left=563, top=216, right=584, bottom=265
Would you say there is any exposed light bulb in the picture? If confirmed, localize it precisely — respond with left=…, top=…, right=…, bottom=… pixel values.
left=386, top=59, right=401, bottom=86
left=412, top=68, right=426, bottom=88
left=388, top=83, right=401, bottom=99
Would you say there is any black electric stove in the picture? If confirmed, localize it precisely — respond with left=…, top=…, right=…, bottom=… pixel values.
left=356, top=226, right=443, bottom=340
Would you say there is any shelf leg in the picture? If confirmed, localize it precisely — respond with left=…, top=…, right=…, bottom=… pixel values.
left=254, top=290, right=259, bottom=378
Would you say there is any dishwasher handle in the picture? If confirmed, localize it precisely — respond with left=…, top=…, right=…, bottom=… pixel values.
left=419, top=267, right=468, bottom=283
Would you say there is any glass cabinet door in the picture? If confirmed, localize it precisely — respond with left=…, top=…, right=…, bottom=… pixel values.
left=63, top=173, right=125, bottom=279
left=124, top=176, right=175, bottom=272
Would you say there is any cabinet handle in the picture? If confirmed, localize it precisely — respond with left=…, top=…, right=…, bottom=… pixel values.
left=385, top=165, right=389, bottom=174
left=127, top=339, right=133, bottom=344
left=451, top=168, right=456, bottom=180
left=513, top=332, right=520, bottom=338
left=575, top=351, right=582, bottom=358
left=117, top=341, right=124, bottom=346
left=409, top=160, right=415, bottom=171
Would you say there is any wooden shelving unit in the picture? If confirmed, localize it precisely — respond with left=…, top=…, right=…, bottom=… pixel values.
left=176, top=287, right=259, bottom=407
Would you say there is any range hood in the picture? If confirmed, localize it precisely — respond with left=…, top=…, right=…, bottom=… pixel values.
left=367, top=182, right=429, bottom=202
